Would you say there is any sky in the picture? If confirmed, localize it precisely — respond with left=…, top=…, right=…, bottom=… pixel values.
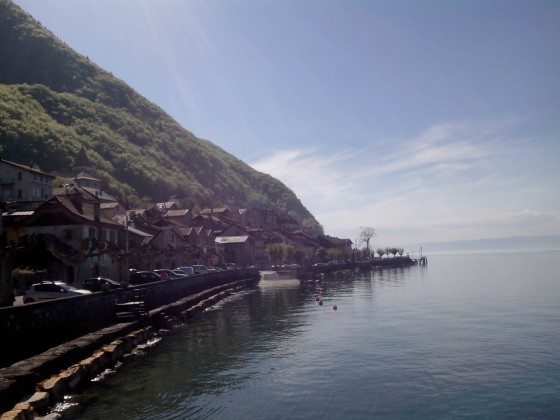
left=12, top=0, right=560, bottom=250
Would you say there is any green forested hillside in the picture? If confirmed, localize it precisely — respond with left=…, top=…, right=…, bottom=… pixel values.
left=0, top=0, right=322, bottom=233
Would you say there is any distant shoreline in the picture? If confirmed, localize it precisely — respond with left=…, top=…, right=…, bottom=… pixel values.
left=419, top=248, right=560, bottom=257
left=403, top=234, right=560, bottom=256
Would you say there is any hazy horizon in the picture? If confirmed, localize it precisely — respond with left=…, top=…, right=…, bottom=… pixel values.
left=399, top=234, right=560, bottom=256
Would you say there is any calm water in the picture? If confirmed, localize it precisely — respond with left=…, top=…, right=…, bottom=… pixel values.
left=62, top=251, right=560, bottom=419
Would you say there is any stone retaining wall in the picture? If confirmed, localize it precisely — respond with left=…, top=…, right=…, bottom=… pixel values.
left=0, top=269, right=260, bottom=368
left=0, top=276, right=258, bottom=418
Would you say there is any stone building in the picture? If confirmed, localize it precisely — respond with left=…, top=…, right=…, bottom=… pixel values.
left=0, top=158, right=55, bottom=202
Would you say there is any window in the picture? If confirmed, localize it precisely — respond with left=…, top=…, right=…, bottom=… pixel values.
left=17, top=190, right=22, bottom=198
left=100, top=230, right=107, bottom=241
left=17, top=172, right=22, bottom=180
left=109, top=231, right=115, bottom=242
left=88, top=227, right=96, bottom=239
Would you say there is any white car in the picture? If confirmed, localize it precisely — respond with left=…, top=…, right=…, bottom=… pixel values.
left=171, top=269, right=189, bottom=278
left=192, top=265, right=209, bottom=275
left=24, top=281, right=92, bottom=304
left=176, top=266, right=194, bottom=277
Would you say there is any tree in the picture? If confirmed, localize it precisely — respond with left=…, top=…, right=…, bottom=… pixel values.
left=359, top=227, right=376, bottom=255
left=398, top=248, right=404, bottom=256
left=265, top=243, right=285, bottom=266
left=327, top=249, right=342, bottom=263
left=293, top=249, right=305, bottom=265
left=285, top=244, right=295, bottom=264
left=377, top=248, right=386, bottom=258
left=387, top=247, right=399, bottom=257
left=316, top=247, right=327, bottom=263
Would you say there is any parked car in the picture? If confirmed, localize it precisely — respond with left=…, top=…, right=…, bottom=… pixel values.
left=82, top=277, right=122, bottom=292
left=176, top=266, right=194, bottom=277
left=225, top=263, right=237, bottom=271
left=192, top=265, right=209, bottom=275
left=153, top=269, right=174, bottom=280
left=129, top=270, right=161, bottom=285
left=155, top=269, right=190, bottom=279
left=24, top=281, right=92, bottom=304
left=171, top=269, right=189, bottom=278
left=280, top=264, right=300, bottom=269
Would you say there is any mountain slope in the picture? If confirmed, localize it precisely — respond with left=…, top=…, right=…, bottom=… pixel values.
left=0, top=0, right=322, bottom=232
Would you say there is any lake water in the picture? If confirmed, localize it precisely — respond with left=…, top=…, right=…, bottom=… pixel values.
left=60, top=251, right=560, bottom=419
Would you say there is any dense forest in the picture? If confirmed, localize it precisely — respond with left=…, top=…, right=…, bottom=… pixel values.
left=0, top=0, right=323, bottom=234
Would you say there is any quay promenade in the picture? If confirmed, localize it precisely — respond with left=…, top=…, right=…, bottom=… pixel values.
left=0, top=269, right=260, bottom=417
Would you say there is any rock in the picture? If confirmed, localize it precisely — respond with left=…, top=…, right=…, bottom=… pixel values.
left=22, top=391, right=49, bottom=415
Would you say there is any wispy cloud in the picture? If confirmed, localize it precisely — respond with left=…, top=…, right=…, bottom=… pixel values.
left=250, top=120, right=558, bottom=244
left=251, top=147, right=362, bottom=208
left=356, top=121, right=513, bottom=179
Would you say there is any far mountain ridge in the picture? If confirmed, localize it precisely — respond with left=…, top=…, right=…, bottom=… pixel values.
left=0, top=0, right=323, bottom=234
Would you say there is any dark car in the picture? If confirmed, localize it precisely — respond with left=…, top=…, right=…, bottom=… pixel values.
left=82, top=277, right=122, bottom=292
left=129, top=270, right=161, bottom=285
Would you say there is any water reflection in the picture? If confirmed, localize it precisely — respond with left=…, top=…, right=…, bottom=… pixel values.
left=63, top=257, right=560, bottom=420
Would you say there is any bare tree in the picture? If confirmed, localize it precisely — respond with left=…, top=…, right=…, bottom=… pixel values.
left=359, top=227, right=376, bottom=255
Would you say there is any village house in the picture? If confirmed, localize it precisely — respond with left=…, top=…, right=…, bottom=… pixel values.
left=142, top=226, right=186, bottom=270
left=199, top=207, right=232, bottom=219
left=0, top=158, right=55, bottom=202
left=215, top=235, right=255, bottom=267
left=238, top=208, right=278, bottom=232
left=23, top=189, right=127, bottom=285
left=164, top=208, right=192, bottom=226
left=317, top=235, right=353, bottom=254
left=276, top=212, right=299, bottom=233
left=180, top=226, right=217, bottom=265
left=190, top=212, right=229, bottom=233
left=100, top=202, right=127, bottom=220
left=288, top=229, right=319, bottom=265
left=156, top=201, right=178, bottom=212
left=1, top=152, right=357, bottom=285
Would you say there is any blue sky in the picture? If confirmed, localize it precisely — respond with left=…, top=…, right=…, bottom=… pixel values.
left=13, top=0, right=560, bottom=249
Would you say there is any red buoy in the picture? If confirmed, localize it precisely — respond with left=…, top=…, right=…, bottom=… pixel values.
left=333, top=305, right=337, bottom=310
left=318, top=300, right=323, bottom=306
